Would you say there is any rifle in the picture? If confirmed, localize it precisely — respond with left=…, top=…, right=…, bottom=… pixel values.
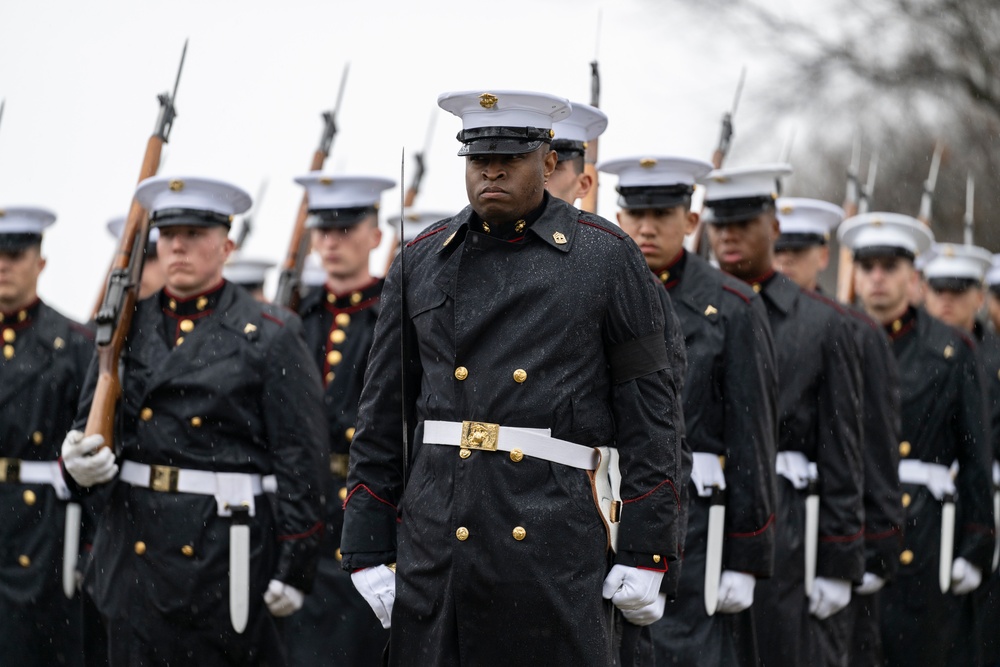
left=917, top=140, right=944, bottom=225
left=579, top=13, right=602, bottom=214
left=85, top=40, right=188, bottom=447
left=274, top=63, right=349, bottom=309
left=692, top=68, right=746, bottom=256
left=964, top=173, right=975, bottom=246
left=858, top=150, right=879, bottom=216
left=835, top=134, right=862, bottom=303
left=234, top=179, right=267, bottom=251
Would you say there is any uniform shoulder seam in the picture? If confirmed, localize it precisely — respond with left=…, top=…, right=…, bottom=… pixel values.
left=576, top=217, right=624, bottom=239
left=405, top=225, right=449, bottom=247
left=721, top=284, right=751, bottom=304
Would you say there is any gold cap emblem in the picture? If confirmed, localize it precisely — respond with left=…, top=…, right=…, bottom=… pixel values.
left=639, top=158, right=657, bottom=168
left=553, top=232, right=567, bottom=245
left=169, top=179, right=184, bottom=192
left=780, top=205, right=794, bottom=214
left=479, top=93, right=498, bottom=109
left=319, top=177, right=333, bottom=186
left=943, top=245, right=955, bottom=257
left=712, top=175, right=729, bottom=184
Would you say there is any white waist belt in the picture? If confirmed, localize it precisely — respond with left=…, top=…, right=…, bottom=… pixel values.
left=776, top=451, right=818, bottom=491
left=691, top=452, right=726, bottom=498
left=120, top=460, right=277, bottom=517
left=422, top=420, right=600, bottom=470
left=0, top=458, right=70, bottom=500
left=898, top=459, right=956, bottom=501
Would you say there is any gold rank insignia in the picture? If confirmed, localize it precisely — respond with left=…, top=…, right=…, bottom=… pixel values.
left=704, top=305, right=718, bottom=316
left=243, top=323, right=257, bottom=334
left=944, top=345, right=954, bottom=359
left=479, top=93, right=498, bottom=109
left=553, top=232, right=567, bottom=245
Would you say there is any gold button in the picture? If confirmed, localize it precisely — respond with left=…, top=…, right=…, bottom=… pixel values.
left=2, top=329, right=14, bottom=343
left=892, top=319, right=902, bottom=332
left=335, top=548, right=343, bottom=562
left=456, top=527, right=469, bottom=541
left=338, top=487, right=348, bottom=501
left=140, top=407, right=153, bottom=421
left=512, top=526, right=527, bottom=541
left=175, top=337, right=185, bottom=346
left=181, top=545, right=194, bottom=557
left=23, top=490, right=36, bottom=506
left=169, top=299, right=177, bottom=311
left=513, top=369, right=527, bottom=384
left=510, top=449, right=524, bottom=463
left=336, top=313, right=351, bottom=327
left=18, top=555, right=30, bottom=568
left=196, top=297, right=208, bottom=311
left=327, top=350, right=343, bottom=366
left=455, top=366, right=469, bottom=381
left=899, top=441, right=911, bottom=457
left=653, top=554, right=662, bottom=564
left=900, top=549, right=914, bottom=565
left=331, top=329, right=346, bottom=344
left=902, top=493, right=911, bottom=508
left=659, top=271, right=669, bottom=283
left=134, top=541, right=147, bottom=556
left=325, top=372, right=335, bottom=384
left=3, top=345, right=13, bottom=360
left=31, top=431, right=43, bottom=445
left=327, top=293, right=336, bottom=304
left=190, top=416, right=202, bottom=427
left=350, top=292, right=362, bottom=305
left=345, top=427, right=355, bottom=442
left=459, top=448, right=471, bottom=459
left=752, top=283, right=762, bottom=293
left=179, top=319, right=195, bottom=333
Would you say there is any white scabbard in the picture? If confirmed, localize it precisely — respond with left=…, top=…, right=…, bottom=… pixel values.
left=804, top=484, right=820, bottom=597
left=704, top=489, right=726, bottom=616
left=992, top=490, right=999, bottom=573
left=939, top=494, right=956, bottom=593
left=229, top=509, right=251, bottom=633
left=62, top=502, right=81, bottom=599
left=595, top=446, right=622, bottom=552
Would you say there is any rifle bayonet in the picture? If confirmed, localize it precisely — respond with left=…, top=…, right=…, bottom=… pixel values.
left=319, top=63, right=350, bottom=156
left=917, top=140, right=944, bottom=223
left=235, top=179, right=267, bottom=251
left=858, top=150, right=879, bottom=216
left=964, top=173, right=975, bottom=246
left=154, top=39, right=187, bottom=142
left=712, top=67, right=746, bottom=169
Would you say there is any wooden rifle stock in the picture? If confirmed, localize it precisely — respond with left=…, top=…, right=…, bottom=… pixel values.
left=85, top=135, right=162, bottom=445
left=274, top=149, right=327, bottom=310
left=835, top=199, right=859, bottom=304
left=580, top=137, right=599, bottom=214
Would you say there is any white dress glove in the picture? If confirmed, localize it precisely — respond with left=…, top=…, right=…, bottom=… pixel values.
left=61, top=430, right=117, bottom=487
left=601, top=564, right=663, bottom=611
left=808, top=577, right=852, bottom=619
left=854, top=572, right=886, bottom=595
left=716, top=570, right=756, bottom=614
left=351, top=564, right=396, bottom=629
left=951, top=558, right=982, bottom=595
left=264, top=579, right=304, bottom=617
left=621, top=593, right=667, bottom=626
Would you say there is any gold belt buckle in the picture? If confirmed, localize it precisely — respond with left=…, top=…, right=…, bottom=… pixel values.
left=461, top=421, right=499, bottom=451
left=149, top=464, right=180, bottom=492
left=0, top=458, right=20, bottom=483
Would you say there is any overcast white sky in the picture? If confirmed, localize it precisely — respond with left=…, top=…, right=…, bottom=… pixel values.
left=0, top=0, right=797, bottom=321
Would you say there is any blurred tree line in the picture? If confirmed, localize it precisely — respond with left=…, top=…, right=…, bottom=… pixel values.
left=684, top=0, right=1000, bottom=258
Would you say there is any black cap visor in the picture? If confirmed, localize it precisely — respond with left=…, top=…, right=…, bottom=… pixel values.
left=457, top=126, right=552, bottom=156
left=551, top=139, right=586, bottom=162
left=0, top=233, right=42, bottom=252
left=617, top=185, right=693, bottom=211
left=151, top=208, right=233, bottom=229
left=851, top=245, right=916, bottom=262
left=703, top=196, right=776, bottom=225
left=927, top=276, right=979, bottom=293
left=306, top=207, right=377, bottom=229
left=774, top=232, right=827, bottom=252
